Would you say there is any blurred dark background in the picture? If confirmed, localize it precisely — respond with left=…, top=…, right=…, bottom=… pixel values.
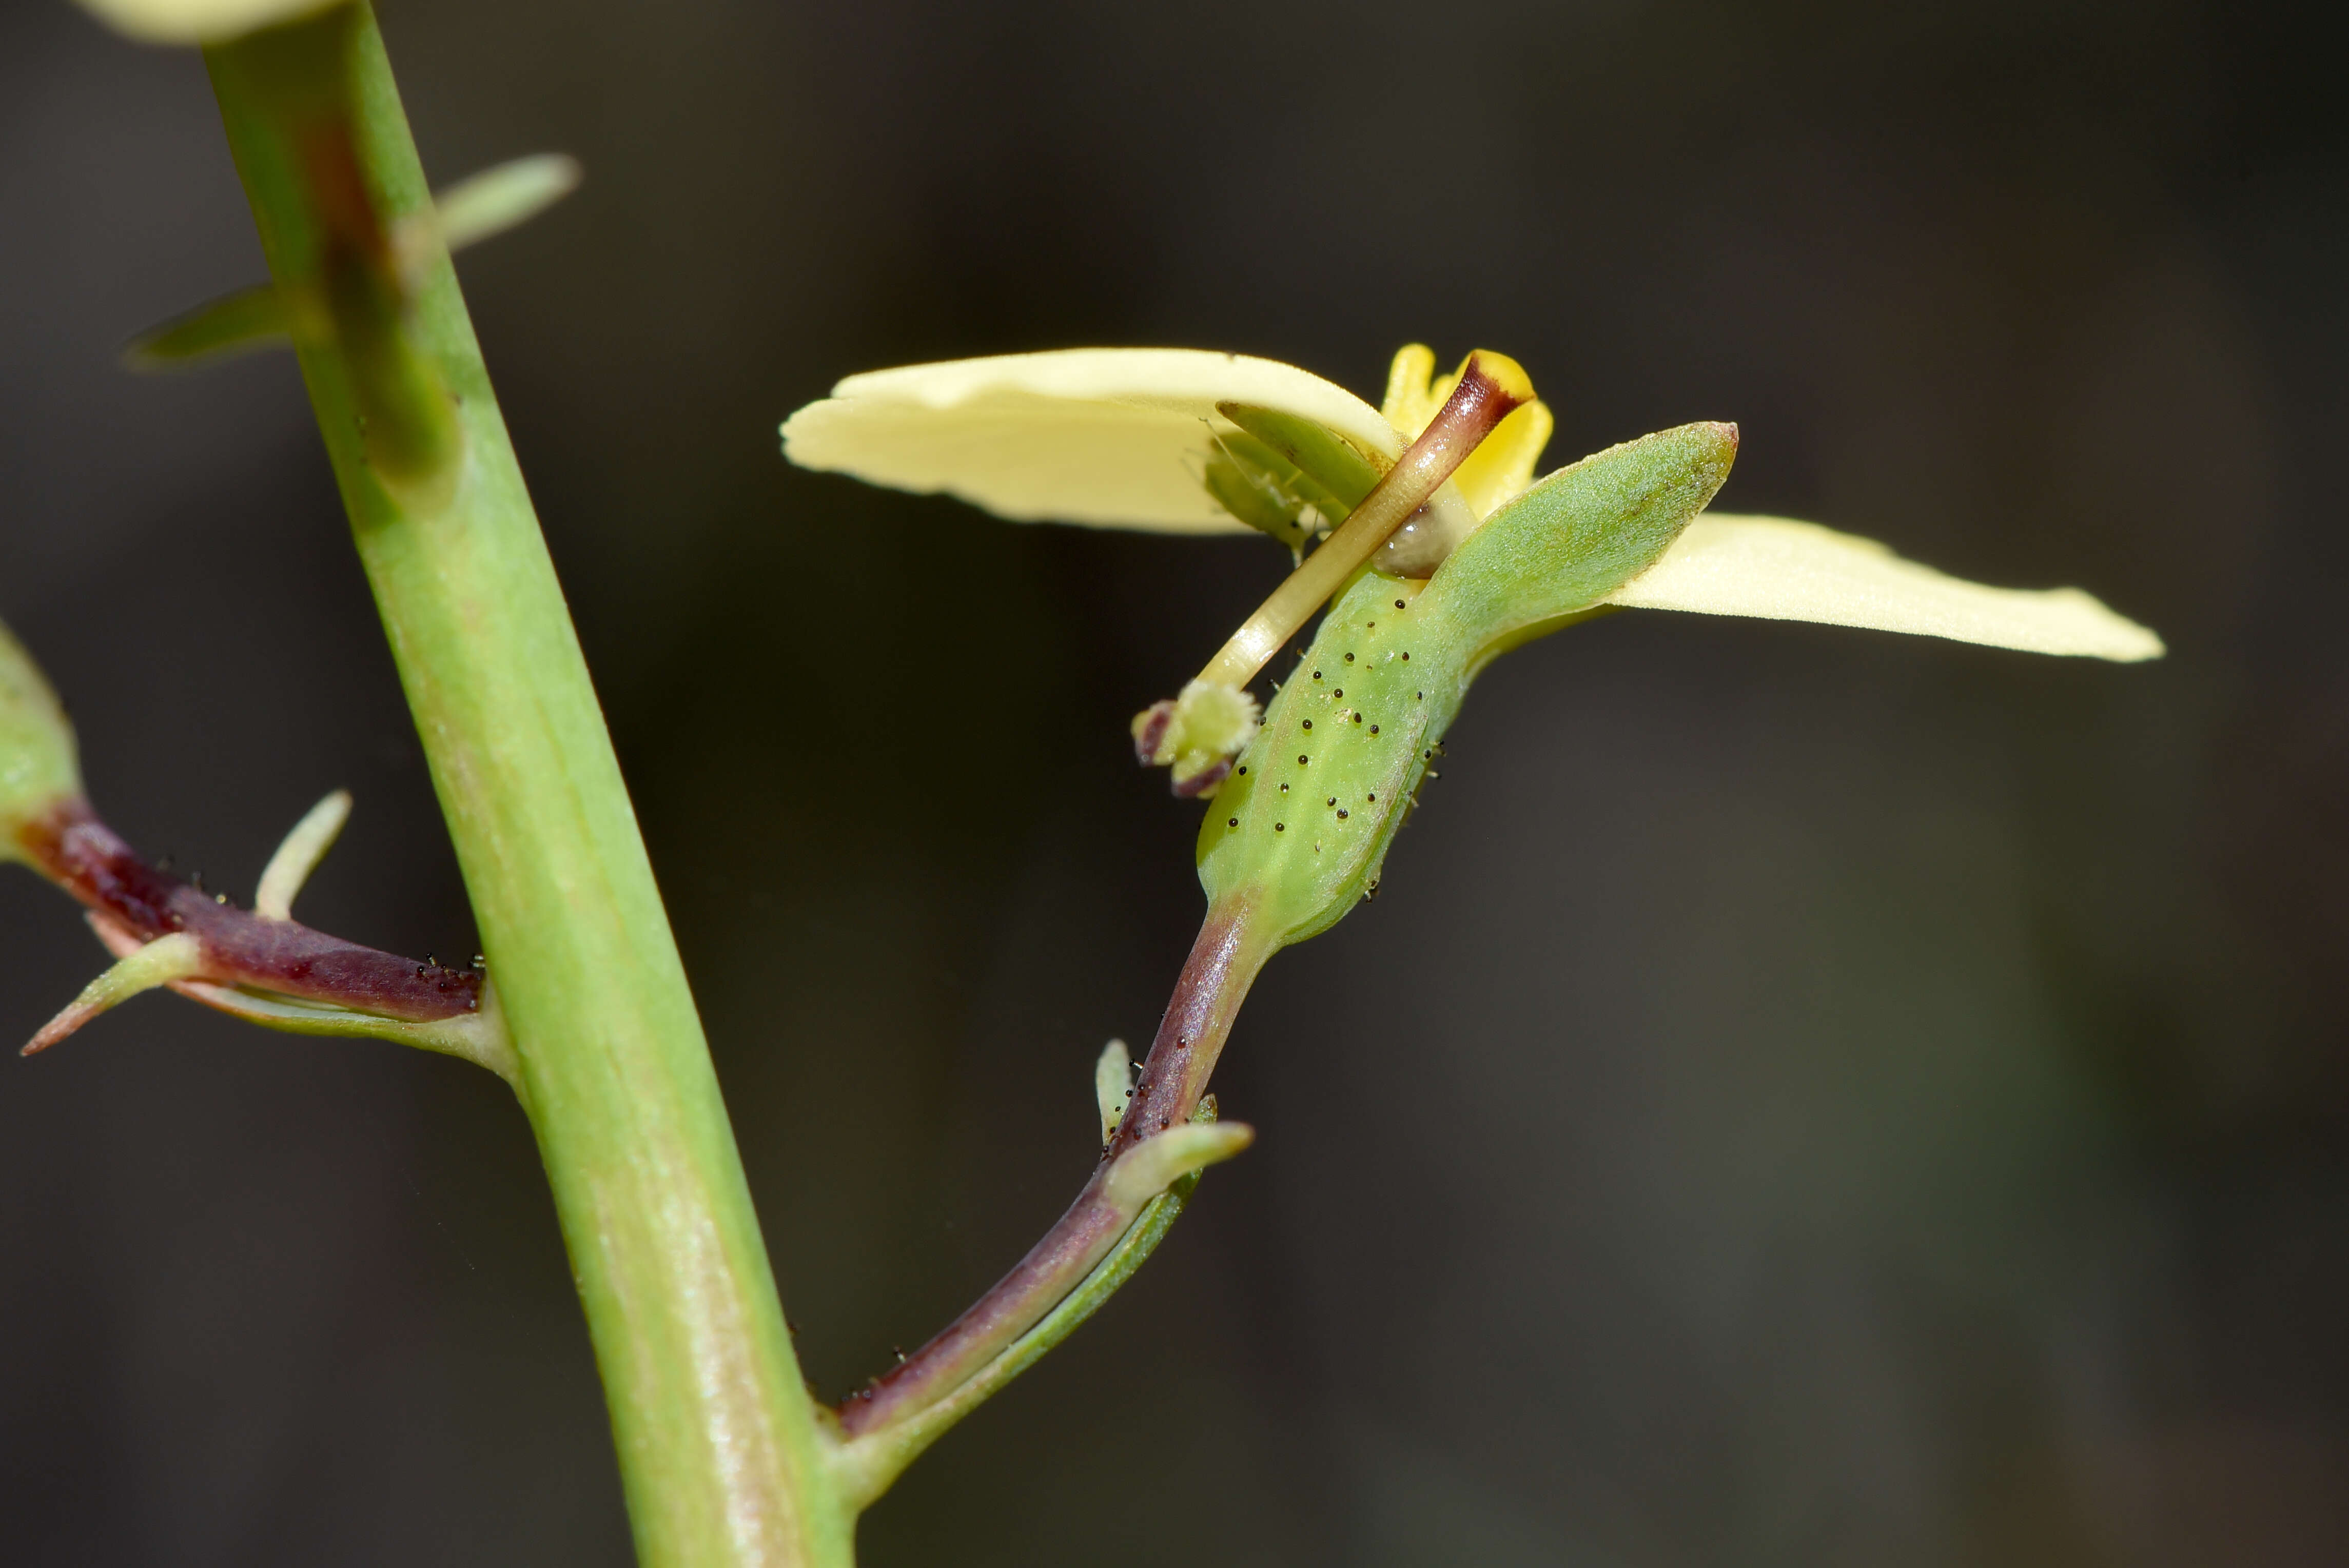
left=4, top=0, right=2346, bottom=1561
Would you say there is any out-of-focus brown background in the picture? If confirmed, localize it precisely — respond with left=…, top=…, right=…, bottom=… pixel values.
left=4, top=0, right=2345, bottom=1561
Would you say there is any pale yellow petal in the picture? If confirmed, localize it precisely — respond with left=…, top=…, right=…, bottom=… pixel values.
left=76, top=0, right=335, bottom=44
left=1380, top=344, right=1444, bottom=433
left=781, top=349, right=1403, bottom=533
left=1608, top=515, right=2164, bottom=661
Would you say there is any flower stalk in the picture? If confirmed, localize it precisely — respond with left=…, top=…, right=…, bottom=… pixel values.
left=838, top=901, right=1275, bottom=1443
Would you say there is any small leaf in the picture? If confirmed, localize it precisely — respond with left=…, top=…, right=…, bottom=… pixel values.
left=426, top=153, right=582, bottom=254
left=1094, top=1038, right=1129, bottom=1143
left=122, top=284, right=291, bottom=371
left=127, top=154, right=579, bottom=374
left=1103, top=1122, right=1255, bottom=1208
left=253, top=789, right=353, bottom=920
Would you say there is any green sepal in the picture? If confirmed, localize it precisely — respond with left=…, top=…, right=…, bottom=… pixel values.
left=1435, top=421, right=1739, bottom=672
left=1201, top=432, right=1326, bottom=551
left=1218, top=402, right=1383, bottom=506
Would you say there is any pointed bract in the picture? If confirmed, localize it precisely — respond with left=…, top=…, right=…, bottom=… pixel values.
left=24, top=933, right=202, bottom=1055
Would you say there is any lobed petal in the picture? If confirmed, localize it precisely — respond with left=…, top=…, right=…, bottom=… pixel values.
left=1608, top=515, right=2164, bottom=660
left=781, top=349, right=1404, bottom=533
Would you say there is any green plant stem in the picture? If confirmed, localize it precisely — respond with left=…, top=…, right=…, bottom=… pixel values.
left=204, top=8, right=849, bottom=1563
left=834, top=1175, right=1201, bottom=1507
left=838, top=903, right=1273, bottom=1440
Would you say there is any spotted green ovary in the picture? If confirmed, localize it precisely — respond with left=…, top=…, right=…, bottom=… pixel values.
left=1198, top=421, right=1738, bottom=946
left=1199, top=570, right=1462, bottom=944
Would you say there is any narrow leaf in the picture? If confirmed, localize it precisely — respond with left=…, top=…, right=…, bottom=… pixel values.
left=122, top=283, right=290, bottom=370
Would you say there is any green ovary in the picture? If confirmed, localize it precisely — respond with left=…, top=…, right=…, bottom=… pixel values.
left=1198, top=570, right=1467, bottom=945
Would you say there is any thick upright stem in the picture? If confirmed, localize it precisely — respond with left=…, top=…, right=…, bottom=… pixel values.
left=203, top=9, right=848, bottom=1564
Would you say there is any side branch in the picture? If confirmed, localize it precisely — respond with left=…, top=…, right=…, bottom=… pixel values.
left=17, top=797, right=482, bottom=1042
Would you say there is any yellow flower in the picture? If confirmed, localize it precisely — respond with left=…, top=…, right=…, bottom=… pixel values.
left=784, top=345, right=2162, bottom=662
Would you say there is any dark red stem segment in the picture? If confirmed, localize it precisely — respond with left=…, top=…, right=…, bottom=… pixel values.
left=837, top=898, right=1272, bottom=1438
left=17, top=798, right=479, bottom=1021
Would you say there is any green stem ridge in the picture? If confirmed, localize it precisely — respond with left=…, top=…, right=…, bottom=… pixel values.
left=203, top=8, right=848, bottom=1563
